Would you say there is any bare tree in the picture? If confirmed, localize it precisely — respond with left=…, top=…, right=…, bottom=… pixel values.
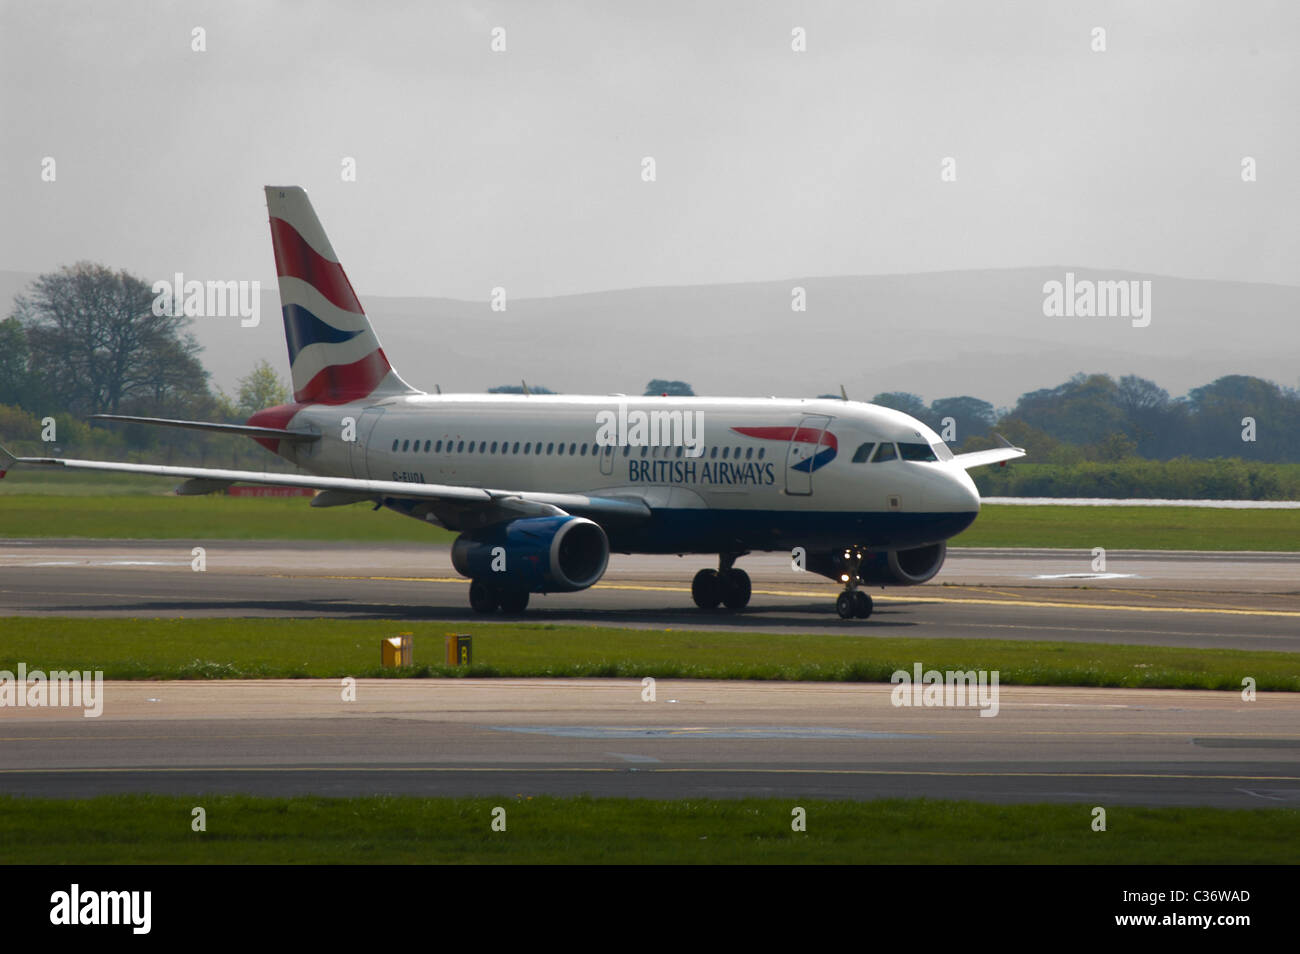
left=13, top=262, right=207, bottom=415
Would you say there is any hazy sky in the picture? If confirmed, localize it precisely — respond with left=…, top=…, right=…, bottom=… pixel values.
left=3, top=0, right=1297, bottom=301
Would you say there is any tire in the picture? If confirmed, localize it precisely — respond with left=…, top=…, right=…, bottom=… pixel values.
left=720, top=568, right=751, bottom=610
left=853, top=590, right=873, bottom=619
left=468, top=579, right=499, bottom=613
left=692, top=568, right=721, bottom=609
left=836, top=592, right=856, bottom=619
left=498, top=589, right=530, bottom=614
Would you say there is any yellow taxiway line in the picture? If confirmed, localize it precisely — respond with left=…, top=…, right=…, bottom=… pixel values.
left=299, top=575, right=1300, bottom=619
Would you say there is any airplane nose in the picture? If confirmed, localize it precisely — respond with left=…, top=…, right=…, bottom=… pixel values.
left=936, top=466, right=981, bottom=513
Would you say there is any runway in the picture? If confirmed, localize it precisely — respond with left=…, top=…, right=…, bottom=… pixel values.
left=1, top=679, right=1296, bottom=808
left=1, top=540, right=1298, bottom=651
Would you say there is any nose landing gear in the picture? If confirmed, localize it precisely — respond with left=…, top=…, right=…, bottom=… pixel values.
left=834, top=548, right=874, bottom=620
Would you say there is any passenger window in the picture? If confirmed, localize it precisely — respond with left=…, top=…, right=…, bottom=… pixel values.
left=745, top=447, right=753, bottom=460
left=852, top=442, right=875, bottom=463
left=423, top=440, right=430, bottom=452
left=557, top=443, right=565, bottom=455
left=569, top=443, right=576, bottom=455
left=457, top=440, right=464, bottom=452
left=392, top=439, right=399, bottom=452
left=402, top=439, right=409, bottom=452
left=758, top=447, right=765, bottom=459
left=872, top=443, right=897, bottom=462
left=513, top=442, right=520, bottom=454
left=710, top=446, right=718, bottom=459
left=547, top=443, right=554, bottom=454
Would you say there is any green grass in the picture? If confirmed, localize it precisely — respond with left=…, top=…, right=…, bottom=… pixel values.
left=954, top=504, right=1300, bottom=551
left=5, top=618, right=1296, bottom=690
left=1, top=485, right=1296, bottom=548
left=0, top=794, right=1292, bottom=863
left=0, top=493, right=452, bottom=542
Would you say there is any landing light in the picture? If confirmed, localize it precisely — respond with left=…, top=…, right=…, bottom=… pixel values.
left=840, top=574, right=850, bottom=582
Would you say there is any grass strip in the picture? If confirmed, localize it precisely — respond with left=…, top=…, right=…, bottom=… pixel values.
left=0, top=794, right=1293, bottom=864
left=3, top=618, right=1295, bottom=690
left=2, top=492, right=1298, bottom=549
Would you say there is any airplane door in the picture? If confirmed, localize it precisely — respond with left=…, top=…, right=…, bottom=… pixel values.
left=784, top=414, right=831, bottom=496
left=598, top=443, right=615, bottom=476
left=349, top=407, right=385, bottom=478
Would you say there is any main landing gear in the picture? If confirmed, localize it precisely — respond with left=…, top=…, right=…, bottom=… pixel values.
left=692, top=553, right=751, bottom=610
left=468, top=579, right=530, bottom=615
left=834, top=548, right=873, bottom=619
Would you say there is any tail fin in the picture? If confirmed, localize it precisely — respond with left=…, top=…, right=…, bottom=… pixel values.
left=265, top=186, right=415, bottom=405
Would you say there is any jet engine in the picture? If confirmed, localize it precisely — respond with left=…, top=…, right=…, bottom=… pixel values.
left=451, top=515, right=609, bottom=593
left=807, top=542, right=947, bottom=587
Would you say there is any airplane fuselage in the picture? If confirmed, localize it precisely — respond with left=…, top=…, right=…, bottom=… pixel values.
left=263, top=393, right=981, bottom=555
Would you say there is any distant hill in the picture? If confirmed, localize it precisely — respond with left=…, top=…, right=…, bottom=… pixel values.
left=4, top=268, right=1297, bottom=407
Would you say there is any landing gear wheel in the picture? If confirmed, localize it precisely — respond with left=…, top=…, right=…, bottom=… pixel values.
left=852, top=590, right=873, bottom=619
left=498, top=589, right=530, bottom=614
left=836, top=592, right=856, bottom=619
left=692, top=568, right=721, bottom=609
left=720, top=568, right=751, bottom=610
left=468, top=579, right=499, bottom=614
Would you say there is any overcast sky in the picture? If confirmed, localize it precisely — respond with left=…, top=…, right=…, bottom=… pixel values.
left=2, top=0, right=1297, bottom=301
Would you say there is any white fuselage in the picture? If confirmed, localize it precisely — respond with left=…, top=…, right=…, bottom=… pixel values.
left=270, top=393, right=981, bottom=554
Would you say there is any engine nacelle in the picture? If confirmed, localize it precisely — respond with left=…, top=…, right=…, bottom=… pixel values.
left=859, top=542, right=947, bottom=585
left=808, top=542, right=947, bottom=587
left=450, top=515, right=609, bottom=593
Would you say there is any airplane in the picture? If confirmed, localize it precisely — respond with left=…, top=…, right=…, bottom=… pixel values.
left=0, top=186, right=1024, bottom=620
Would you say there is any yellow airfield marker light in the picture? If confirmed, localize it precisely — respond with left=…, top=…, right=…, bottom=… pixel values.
left=446, top=633, right=472, bottom=667
left=381, top=633, right=413, bottom=668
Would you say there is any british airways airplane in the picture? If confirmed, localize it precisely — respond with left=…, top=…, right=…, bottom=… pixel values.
left=0, top=187, right=1024, bottom=620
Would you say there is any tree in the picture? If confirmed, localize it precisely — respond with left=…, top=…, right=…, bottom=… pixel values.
left=1187, top=375, right=1295, bottom=460
left=487, top=384, right=556, bottom=395
left=929, top=396, right=996, bottom=445
left=1009, top=373, right=1128, bottom=446
left=236, top=359, right=290, bottom=416
left=13, top=262, right=208, bottom=416
left=0, top=317, right=32, bottom=408
left=645, top=379, right=694, bottom=396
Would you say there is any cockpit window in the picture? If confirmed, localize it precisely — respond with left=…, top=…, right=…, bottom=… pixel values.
left=871, top=442, right=897, bottom=462
left=898, top=442, right=939, bottom=462
left=851, top=442, right=875, bottom=463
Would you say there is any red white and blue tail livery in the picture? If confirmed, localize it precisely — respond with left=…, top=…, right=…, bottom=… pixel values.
left=267, top=187, right=414, bottom=405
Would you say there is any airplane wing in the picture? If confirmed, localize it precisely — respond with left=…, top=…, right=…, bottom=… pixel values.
left=951, top=433, right=1026, bottom=470
left=89, top=414, right=320, bottom=443
left=0, top=445, right=651, bottom=528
